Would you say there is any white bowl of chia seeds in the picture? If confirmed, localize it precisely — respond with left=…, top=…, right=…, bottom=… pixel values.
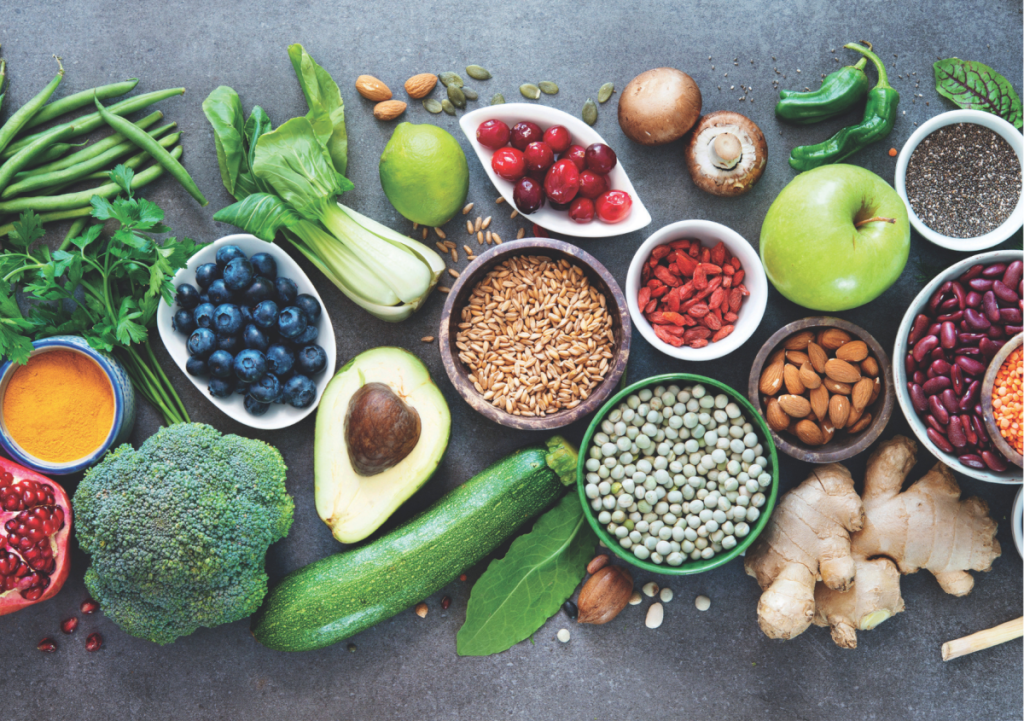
left=895, top=109, right=1023, bottom=251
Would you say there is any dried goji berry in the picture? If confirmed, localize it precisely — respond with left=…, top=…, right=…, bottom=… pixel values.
left=681, top=314, right=697, bottom=326
left=678, top=282, right=695, bottom=301
left=655, top=323, right=686, bottom=337
left=688, top=338, right=709, bottom=349
left=737, top=283, right=750, bottom=297
left=712, top=325, right=736, bottom=342
left=647, top=277, right=664, bottom=289
left=700, top=247, right=711, bottom=263
left=723, top=264, right=735, bottom=276
left=728, top=288, right=743, bottom=311
left=688, top=244, right=700, bottom=258
left=651, top=245, right=671, bottom=260
left=638, top=287, right=651, bottom=309
left=702, top=263, right=723, bottom=275
left=675, top=254, right=699, bottom=276
left=680, top=297, right=701, bottom=313
left=702, top=312, right=722, bottom=331
left=710, top=241, right=727, bottom=267
left=687, top=302, right=710, bottom=318
left=650, top=285, right=668, bottom=298
left=641, top=265, right=651, bottom=284
left=670, top=239, right=691, bottom=250
left=660, top=311, right=687, bottom=326
left=731, top=257, right=742, bottom=270
left=653, top=324, right=684, bottom=346
left=653, top=265, right=682, bottom=287
left=692, top=265, right=708, bottom=290
left=644, top=299, right=658, bottom=314
left=733, top=270, right=745, bottom=285
left=707, top=276, right=722, bottom=292
left=709, top=288, right=726, bottom=309
left=683, top=327, right=712, bottom=342
left=723, top=311, right=739, bottom=322
left=664, top=287, right=681, bottom=313
left=668, top=263, right=682, bottom=277
left=722, top=275, right=732, bottom=289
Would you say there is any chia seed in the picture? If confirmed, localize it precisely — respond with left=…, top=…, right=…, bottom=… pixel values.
left=904, top=123, right=1021, bottom=238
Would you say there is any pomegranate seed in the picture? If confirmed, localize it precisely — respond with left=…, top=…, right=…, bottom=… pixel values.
left=476, top=119, right=510, bottom=150
left=568, top=197, right=595, bottom=223
left=491, top=147, right=526, bottom=182
left=543, top=159, right=581, bottom=205
left=559, top=145, right=587, bottom=172
left=37, top=637, right=57, bottom=653
left=595, top=190, right=633, bottom=223
left=81, top=598, right=100, bottom=614
left=458, top=574, right=467, bottom=582
left=85, top=633, right=103, bottom=652
left=441, top=596, right=452, bottom=610
left=543, top=125, right=572, bottom=154
left=585, top=143, right=617, bottom=174
left=523, top=141, right=555, bottom=175
left=512, top=176, right=545, bottom=214
left=509, top=121, right=542, bottom=150
left=578, top=170, right=609, bottom=200
left=61, top=616, right=79, bottom=634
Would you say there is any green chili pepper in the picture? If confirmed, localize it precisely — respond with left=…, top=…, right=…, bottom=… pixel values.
left=789, top=43, right=899, bottom=171
left=776, top=56, right=869, bottom=124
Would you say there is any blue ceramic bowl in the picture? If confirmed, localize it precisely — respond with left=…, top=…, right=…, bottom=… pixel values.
left=0, top=336, right=136, bottom=475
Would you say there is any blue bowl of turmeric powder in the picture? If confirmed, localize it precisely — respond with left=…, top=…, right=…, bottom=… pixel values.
left=0, top=336, right=136, bottom=475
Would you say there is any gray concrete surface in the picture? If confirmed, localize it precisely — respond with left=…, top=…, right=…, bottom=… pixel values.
left=1, top=1, right=1022, bottom=719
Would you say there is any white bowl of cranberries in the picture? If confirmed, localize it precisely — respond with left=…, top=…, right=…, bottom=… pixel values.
left=459, top=104, right=651, bottom=238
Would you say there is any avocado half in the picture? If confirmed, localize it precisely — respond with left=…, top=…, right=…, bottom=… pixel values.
left=315, top=347, right=450, bottom=544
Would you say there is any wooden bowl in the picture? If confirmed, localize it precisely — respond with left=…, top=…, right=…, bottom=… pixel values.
left=438, top=239, right=631, bottom=430
left=981, top=333, right=1024, bottom=469
left=747, top=317, right=894, bottom=463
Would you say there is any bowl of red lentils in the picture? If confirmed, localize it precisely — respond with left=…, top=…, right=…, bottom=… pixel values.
left=982, top=332, right=1023, bottom=469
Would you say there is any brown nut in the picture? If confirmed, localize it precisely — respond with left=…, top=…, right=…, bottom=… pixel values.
left=783, top=364, right=805, bottom=396
left=373, top=100, right=407, bottom=120
left=807, top=342, right=828, bottom=374
left=829, top=394, right=850, bottom=429
left=809, top=384, right=830, bottom=422
left=795, top=419, right=825, bottom=446
left=777, top=394, right=812, bottom=418
left=823, top=377, right=852, bottom=395
left=786, top=350, right=811, bottom=367
left=798, top=362, right=822, bottom=390
left=819, top=421, right=835, bottom=444
left=765, top=397, right=791, bottom=432
left=851, top=377, right=874, bottom=411
left=846, top=402, right=864, bottom=428
left=820, top=328, right=852, bottom=350
left=861, top=355, right=880, bottom=377
left=356, top=74, right=393, bottom=101
left=414, top=602, right=428, bottom=618
left=824, top=358, right=862, bottom=384
left=848, top=412, right=873, bottom=434
left=868, top=377, right=882, bottom=405
left=768, top=348, right=787, bottom=365
left=577, top=565, right=634, bottom=625
left=404, top=73, right=438, bottom=99
left=586, top=554, right=610, bottom=574
left=784, top=331, right=815, bottom=350
left=836, top=340, right=869, bottom=362
left=759, top=361, right=784, bottom=396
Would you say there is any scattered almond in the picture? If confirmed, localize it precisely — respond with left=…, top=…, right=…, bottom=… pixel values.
left=861, top=355, right=879, bottom=377
left=798, top=362, right=821, bottom=390
left=784, top=331, right=815, bottom=350
left=851, top=377, right=874, bottom=410
left=374, top=100, right=407, bottom=120
left=835, top=339, right=869, bottom=362
left=404, top=73, right=438, bottom=99
left=820, top=328, right=851, bottom=350
left=824, top=358, right=861, bottom=384
left=807, top=342, right=828, bottom=374
left=778, top=394, right=811, bottom=418
left=809, top=384, right=830, bottom=422
left=759, top=361, right=784, bottom=395
left=829, top=394, right=850, bottom=429
left=784, top=364, right=805, bottom=396
left=795, top=419, right=825, bottom=446
left=766, top=398, right=790, bottom=432
left=414, top=602, right=428, bottom=618
left=356, top=75, right=392, bottom=102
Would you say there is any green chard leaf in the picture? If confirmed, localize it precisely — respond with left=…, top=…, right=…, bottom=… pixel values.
left=934, top=58, right=1023, bottom=129
left=456, top=492, right=596, bottom=657
left=288, top=44, right=348, bottom=176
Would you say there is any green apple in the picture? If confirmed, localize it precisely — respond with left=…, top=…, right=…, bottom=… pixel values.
left=759, top=164, right=910, bottom=311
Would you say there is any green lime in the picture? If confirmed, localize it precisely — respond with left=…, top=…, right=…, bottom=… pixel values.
left=379, top=123, right=469, bottom=227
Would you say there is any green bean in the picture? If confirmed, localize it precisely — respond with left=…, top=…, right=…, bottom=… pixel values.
left=0, top=124, right=78, bottom=196
left=19, top=142, right=84, bottom=171
left=60, top=218, right=88, bottom=251
left=4, top=124, right=177, bottom=198
left=94, top=96, right=206, bottom=206
left=23, top=79, right=139, bottom=130
left=80, top=132, right=180, bottom=182
left=0, top=145, right=182, bottom=214
left=0, top=207, right=92, bottom=237
left=0, top=57, right=64, bottom=157
left=16, top=111, right=163, bottom=178
left=0, top=58, right=6, bottom=114
left=2, top=88, right=183, bottom=159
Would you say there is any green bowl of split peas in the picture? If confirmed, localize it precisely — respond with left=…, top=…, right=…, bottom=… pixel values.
left=577, top=373, right=779, bottom=575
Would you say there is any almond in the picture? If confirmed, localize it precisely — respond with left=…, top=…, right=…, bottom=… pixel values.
left=778, top=394, right=812, bottom=418
left=765, top=397, right=790, bottom=432
left=860, top=355, right=880, bottom=377
left=824, top=358, right=861, bottom=384
left=820, top=328, right=852, bottom=350
left=829, top=394, right=850, bottom=429
left=404, top=73, right=438, bottom=99
left=784, top=330, right=815, bottom=350
left=809, top=384, right=830, bottom=422
left=807, top=342, right=828, bottom=373
left=795, top=419, right=825, bottom=446
left=786, top=350, right=811, bottom=366
left=846, top=402, right=863, bottom=428
left=798, top=362, right=822, bottom=390
left=759, top=360, right=785, bottom=396
left=768, top=348, right=787, bottom=366
left=819, top=421, right=835, bottom=444
left=823, top=377, right=852, bottom=395
left=356, top=74, right=392, bottom=102
left=835, top=339, right=869, bottom=362
left=848, top=412, right=873, bottom=434
left=851, top=377, right=874, bottom=410
left=373, top=100, right=407, bottom=120
left=868, top=377, right=882, bottom=405
left=783, top=364, right=805, bottom=396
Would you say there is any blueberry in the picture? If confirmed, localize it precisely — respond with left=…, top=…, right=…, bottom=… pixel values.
left=215, top=244, right=246, bottom=268
left=275, top=277, right=298, bottom=305
left=234, top=348, right=268, bottom=384
left=193, top=302, right=216, bottom=329
left=292, top=323, right=318, bottom=345
left=296, top=345, right=328, bottom=375
left=242, top=276, right=275, bottom=306
left=198, top=293, right=210, bottom=304
left=283, top=374, right=317, bottom=408
left=185, top=357, right=208, bottom=377
left=207, top=350, right=235, bottom=378
left=236, top=382, right=250, bottom=395
left=265, top=344, right=296, bottom=376
left=194, top=262, right=221, bottom=290
left=223, top=257, right=255, bottom=292
left=216, top=333, right=242, bottom=354
left=250, top=252, right=277, bottom=280
left=249, top=373, right=282, bottom=403
left=173, top=308, right=197, bottom=335
left=175, top=283, right=201, bottom=309
left=277, top=306, right=307, bottom=339
left=294, top=294, right=322, bottom=323
left=207, top=279, right=236, bottom=305
left=187, top=328, right=217, bottom=358
left=239, top=305, right=254, bottom=325
left=252, top=300, right=279, bottom=330
left=244, top=396, right=271, bottom=416
left=243, top=324, right=270, bottom=351
left=208, top=376, right=236, bottom=398
left=213, top=304, right=244, bottom=335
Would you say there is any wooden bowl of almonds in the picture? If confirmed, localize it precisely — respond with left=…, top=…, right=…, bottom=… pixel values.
left=747, top=317, right=894, bottom=463
left=438, top=239, right=630, bottom=430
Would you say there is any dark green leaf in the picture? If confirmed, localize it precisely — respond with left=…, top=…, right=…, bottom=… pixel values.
left=135, top=198, right=165, bottom=228
left=244, top=106, right=274, bottom=180
left=70, top=223, right=103, bottom=251
left=51, top=250, right=75, bottom=278
left=213, top=192, right=300, bottom=242
left=288, top=44, right=348, bottom=176
left=108, top=164, right=135, bottom=197
left=456, top=493, right=596, bottom=657
left=115, top=298, right=147, bottom=345
left=9, top=210, right=45, bottom=249
left=253, top=117, right=344, bottom=220
left=0, top=319, right=34, bottom=365
left=934, top=58, right=1023, bottom=129
left=202, top=86, right=255, bottom=199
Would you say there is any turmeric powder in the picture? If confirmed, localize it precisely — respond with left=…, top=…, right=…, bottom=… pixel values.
left=3, top=349, right=115, bottom=463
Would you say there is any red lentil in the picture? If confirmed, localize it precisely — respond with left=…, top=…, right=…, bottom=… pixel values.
left=992, top=347, right=1023, bottom=455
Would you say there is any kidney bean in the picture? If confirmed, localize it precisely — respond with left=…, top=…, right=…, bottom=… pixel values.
left=941, top=388, right=959, bottom=414
left=964, top=308, right=990, bottom=330
left=981, top=450, right=1009, bottom=473
left=913, top=370, right=928, bottom=385
left=973, top=415, right=990, bottom=446
left=930, top=347, right=948, bottom=363
left=922, top=376, right=951, bottom=395
left=930, top=358, right=952, bottom=375
left=960, top=264, right=985, bottom=282
left=909, top=383, right=928, bottom=412
left=954, top=355, right=987, bottom=376
left=958, top=454, right=986, bottom=470
left=981, top=263, right=1007, bottom=279
left=979, top=337, right=1001, bottom=360
left=961, top=414, right=978, bottom=446
left=908, top=313, right=931, bottom=345
left=957, top=332, right=985, bottom=345
left=982, top=291, right=1000, bottom=323
left=958, top=346, right=981, bottom=355
left=913, top=334, right=939, bottom=362
left=999, top=307, right=1022, bottom=324
left=958, top=380, right=980, bottom=411
left=905, top=353, right=918, bottom=375
left=988, top=324, right=1006, bottom=340
left=1006, top=324, right=1023, bottom=336
left=929, top=281, right=952, bottom=312
left=926, top=365, right=937, bottom=380
left=951, top=281, right=966, bottom=309
left=928, top=396, right=950, bottom=425
left=928, top=322, right=943, bottom=337
left=938, top=296, right=960, bottom=312
left=937, top=310, right=964, bottom=323
left=965, top=290, right=983, bottom=308
left=925, top=414, right=947, bottom=434
left=992, top=280, right=1018, bottom=304
left=1003, top=260, right=1023, bottom=289
left=927, top=427, right=955, bottom=453
left=950, top=364, right=964, bottom=396
left=947, top=416, right=967, bottom=448
left=938, top=321, right=957, bottom=349
left=968, top=278, right=993, bottom=292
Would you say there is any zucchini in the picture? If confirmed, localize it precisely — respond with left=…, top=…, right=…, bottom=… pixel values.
left=251, top=436, right=578, bottom=651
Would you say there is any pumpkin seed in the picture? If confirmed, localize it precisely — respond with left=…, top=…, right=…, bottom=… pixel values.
left=520, top=83, right=541, bottom=100
left=582, top=98, right=598, bottom=125
left=538, top=81, right=559, bottom=95
left=490, top=93, right=506, bottom=105
left=439, top=72, right=464, bottom=88
left=598, top=82, right=615, bottom=103
left=447, top=84, right=467, bottom=108
left=462, top=88, right=478, bottom=101
left=466, top=65, right=491, bottom=81
left=422, top=98, right=443, bottom=114
left=441, top=99, right=456, bottom=116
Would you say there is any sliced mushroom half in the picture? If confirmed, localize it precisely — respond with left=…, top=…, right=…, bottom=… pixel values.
left=685, top=111, right=767, bottom=197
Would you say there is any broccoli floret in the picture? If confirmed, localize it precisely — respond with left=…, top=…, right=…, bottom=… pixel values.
left=73, top=423, right=294, bottom=645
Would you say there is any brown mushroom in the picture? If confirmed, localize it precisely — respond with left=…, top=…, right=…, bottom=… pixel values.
left=618, top=68, right=702, bottom=146
left=684, top=111, right=767, bottom=196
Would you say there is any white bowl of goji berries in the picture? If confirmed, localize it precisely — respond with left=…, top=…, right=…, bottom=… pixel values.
left=626, top=220, right=768, bottom=361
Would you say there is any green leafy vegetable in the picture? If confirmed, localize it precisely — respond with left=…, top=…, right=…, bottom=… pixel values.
left=456, top=493, right=596, bottom=657
left=288, top=43, right=348, bottom=176
left=934, top=58, right=1022, bottom=129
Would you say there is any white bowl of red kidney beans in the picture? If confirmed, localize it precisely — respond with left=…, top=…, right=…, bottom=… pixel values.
left=894, top=250, right=1023, bottom=482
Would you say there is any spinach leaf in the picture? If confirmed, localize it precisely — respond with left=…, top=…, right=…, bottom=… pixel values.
left=934, top=58, right=1022, bottom=129
left=288, top=44, right=348, bottom=176
left=457, top=492, right=596, bottom=657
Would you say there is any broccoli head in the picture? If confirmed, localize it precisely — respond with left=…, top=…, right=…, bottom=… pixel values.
left=73, top=423, right=294, bottom=645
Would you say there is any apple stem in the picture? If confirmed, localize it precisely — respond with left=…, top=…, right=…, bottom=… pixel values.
left=854, top=216, right=897, bottom=229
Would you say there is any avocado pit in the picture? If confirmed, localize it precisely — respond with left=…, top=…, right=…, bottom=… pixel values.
left=344, top=382, right=421, bottom=476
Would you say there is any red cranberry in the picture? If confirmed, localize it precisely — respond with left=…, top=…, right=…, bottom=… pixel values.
left=578, top=170, right=609, bottom=200
left=510, top=121, right=543, bottom=150
left=512, top=176, right=546, bottom=214
left=476, top=119, right=511, bottom=150
left=523, top=142, right=555, bottom=175
left=491, top=147, right=526, bottom=182
left=548, top=200, right=571, bottom=211
left=543, top=125, right=572, bottom=153
left=560, top=145, right=587, bottom=172
left=568, top=197, right=595, bottom=223
left=543, top=159, right=581, bottom=205
left=532, top=223, right=549, bottom=238
left=585, top=143, right=617, bottom=174
left=595, top=190, right=632, bottom=223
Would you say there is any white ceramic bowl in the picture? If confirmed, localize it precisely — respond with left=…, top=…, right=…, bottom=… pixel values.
left=625, top=220, right=768, bottom=361
left=157, top=234, right=337, bottom=429
left=458, top=103, right=651, bottom=238
left=1013, top=487, right=1023, bottom=559
left=895, top=109, right=1024, bottom=251
left=893, top=249, right=1021, bottom=483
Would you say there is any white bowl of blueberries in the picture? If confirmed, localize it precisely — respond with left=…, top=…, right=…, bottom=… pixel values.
left=157, top=234, right=337, bottom=429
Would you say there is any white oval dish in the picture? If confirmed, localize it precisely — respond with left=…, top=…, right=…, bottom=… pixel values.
left=625, top=220, right=768, bottom=361
left=157, top=234, right=337, bottom=430
left=1013, top=487, right=1023, bottom=559
left=458, top=103, right=651, bottom=238
left=895, top=109, right=1024, bottom=252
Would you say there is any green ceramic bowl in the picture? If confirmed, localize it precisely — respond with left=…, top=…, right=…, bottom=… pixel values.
left=577, top=373, right=779, bottom=575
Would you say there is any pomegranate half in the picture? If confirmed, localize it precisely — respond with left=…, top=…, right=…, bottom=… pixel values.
left=0, top=459, right=71, bottom=615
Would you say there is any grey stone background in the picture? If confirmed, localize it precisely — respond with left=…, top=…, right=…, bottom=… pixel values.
left=1, top=1, right=1022, bottom=719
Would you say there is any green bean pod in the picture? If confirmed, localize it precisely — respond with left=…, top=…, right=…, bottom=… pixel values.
left=0, top=58, right=6, bottom=114
left=0, top=57, right=64, bottom=157
left=80, top=131, right=180, bottom=182
left=19, top=142, right=82, bottom=171
left=0, top=123, right=77, bottom=196
left=0, top=206, right=93, bottom=237
left=23, top=78, right=139, bottom=130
